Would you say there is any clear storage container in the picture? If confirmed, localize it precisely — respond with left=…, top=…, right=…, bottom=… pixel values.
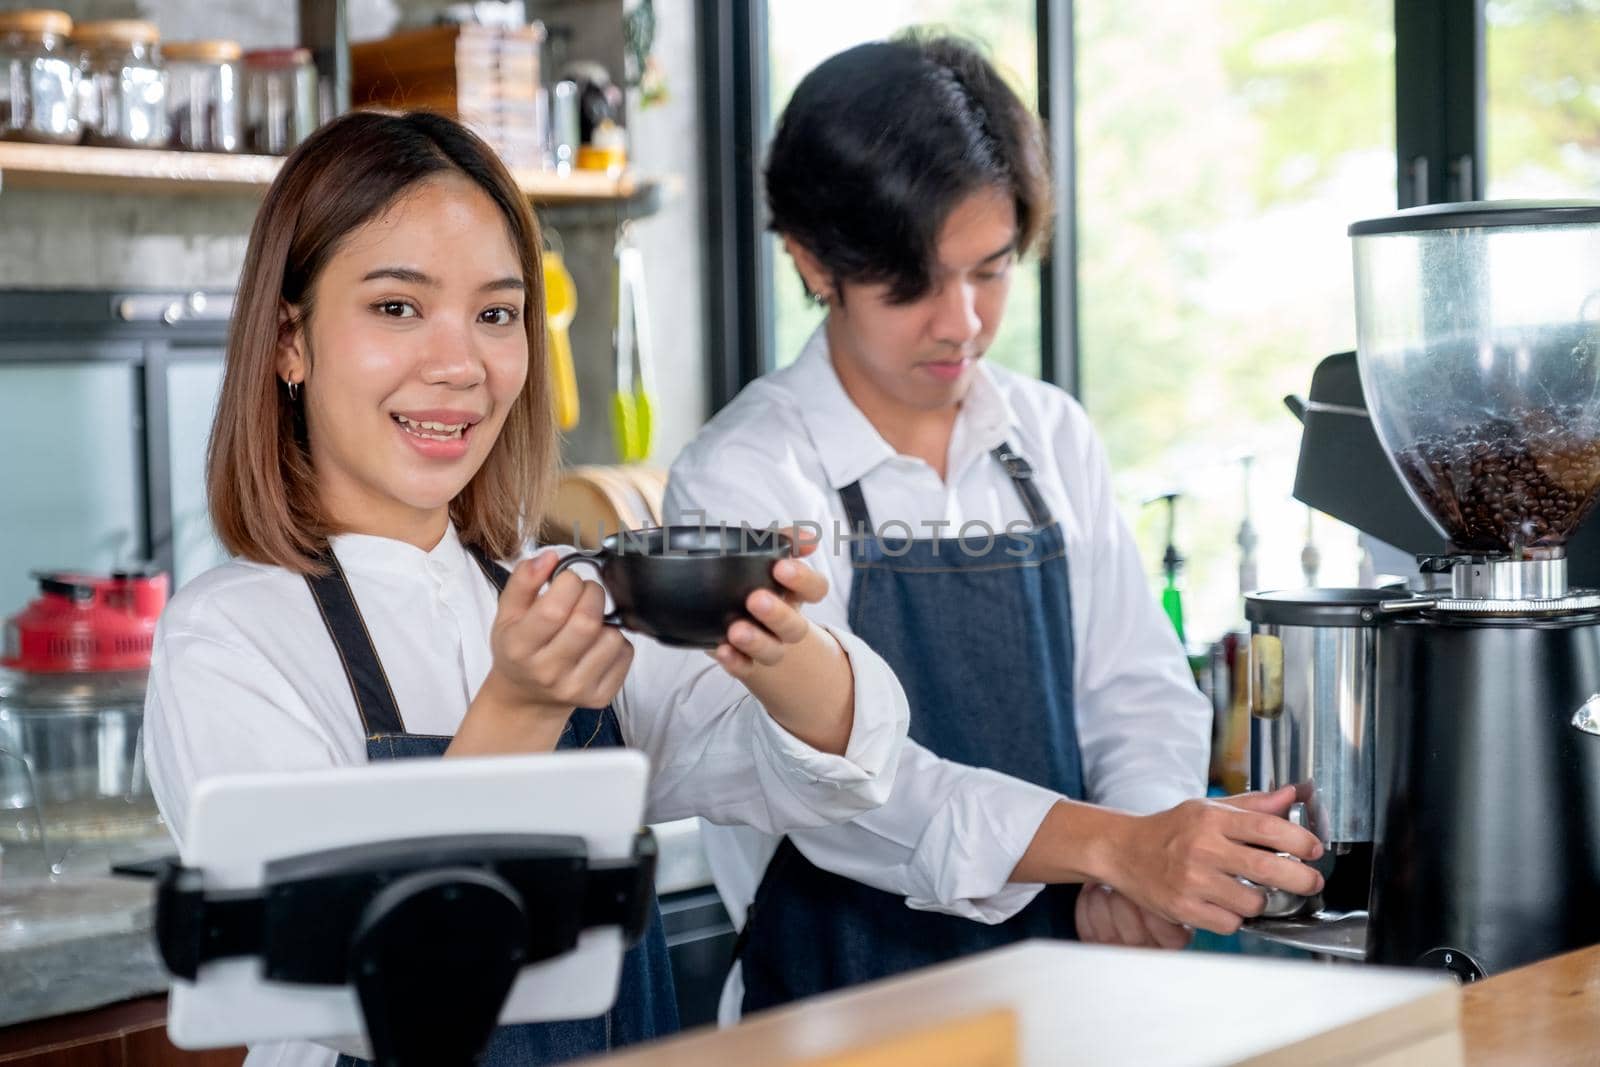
left=74, top=19, right=165, bottom=148
left=163, top=39, right=242, bottom=152
left=1, top=571, right=169, bottom=877
left=243, top=47, right=317, bottom=156
left=0, top=9, right=80, bottom=144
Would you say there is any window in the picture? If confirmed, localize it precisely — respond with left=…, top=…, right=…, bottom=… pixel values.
left=0, top=364, right=141, bottom=612
left=1486, top=0, right=1600, bottom=198
left=764, top=0, right=1042, bottom=376
left=711, top=1, right=1600, bottom=648
left=1075, top=0, right=1395, bottom=640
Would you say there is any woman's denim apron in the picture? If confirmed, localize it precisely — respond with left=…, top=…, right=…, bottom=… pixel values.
left=304, top=544, right=678, bottom=1064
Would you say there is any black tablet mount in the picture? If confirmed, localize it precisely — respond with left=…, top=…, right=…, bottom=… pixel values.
left=148, top=830, right=657, bottom=1067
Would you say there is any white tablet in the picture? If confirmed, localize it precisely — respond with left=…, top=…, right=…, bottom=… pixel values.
left=166, top=750, right=649, bottom=1053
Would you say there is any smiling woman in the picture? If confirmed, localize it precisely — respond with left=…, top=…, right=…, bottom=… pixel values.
left=141, top=110, right=911, bottom=1067
left=208, top=111, right=553, bottom=571
left=275, top=177, right=533, bottom=549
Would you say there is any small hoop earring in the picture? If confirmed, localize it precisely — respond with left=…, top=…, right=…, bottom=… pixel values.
left=287, top=380, right=300, bottom=401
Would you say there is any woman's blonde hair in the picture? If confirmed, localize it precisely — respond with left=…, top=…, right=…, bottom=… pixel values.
left=207, top=111, right=554, bottom=573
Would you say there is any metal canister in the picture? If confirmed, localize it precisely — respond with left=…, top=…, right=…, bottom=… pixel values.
left=1245, top=588, right=1406, bottom=848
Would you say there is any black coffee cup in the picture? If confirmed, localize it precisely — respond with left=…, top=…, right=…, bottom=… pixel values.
left=548, top=525, right=795, bottom=649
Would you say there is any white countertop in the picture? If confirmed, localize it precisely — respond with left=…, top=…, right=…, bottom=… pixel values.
left=651, top=817, right=715, bottom=896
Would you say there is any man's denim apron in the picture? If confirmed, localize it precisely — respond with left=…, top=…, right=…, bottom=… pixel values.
left=304, top=544, right=679, bottom=1064
left=739, top=443, right=1086, bottom=1013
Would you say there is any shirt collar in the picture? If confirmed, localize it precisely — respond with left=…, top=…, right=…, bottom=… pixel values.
left=330, top=521, right=466, bottom=577
left=959, top=361, right=1024, bottom=459
left=789, top=323, right=1026, bottom=489
left=788, top=324, right=897, bottom=490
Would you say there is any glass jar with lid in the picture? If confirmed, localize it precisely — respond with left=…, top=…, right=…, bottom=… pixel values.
left=74, top=19, right=165, bottom=148
left=0, top=570, right=170, bottom=878
left=164, top=39, right=243, bottom=152
left=0, top=9, right=81, bottom=144
left=243, top=47, right=318, bottom=156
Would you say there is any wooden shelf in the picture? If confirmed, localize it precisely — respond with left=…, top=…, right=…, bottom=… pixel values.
left=0, top=141, right=653, bottom=205
left=508, top=166, right=647, bottom=204
left=0, top=141, right=279, bottom=195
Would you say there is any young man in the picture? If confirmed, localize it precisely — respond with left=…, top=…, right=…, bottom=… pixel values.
left=665, top=35, right=1322, bottom=1021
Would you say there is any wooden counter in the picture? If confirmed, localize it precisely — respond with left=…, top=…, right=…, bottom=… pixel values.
left=581, top=941, right=1462, bottom=1066
left=4, top=939, right=1590, bottom=1065
left=583, top=940, right=1600, bottom=1066
left=1462, top=943, right=1600, bottom=1066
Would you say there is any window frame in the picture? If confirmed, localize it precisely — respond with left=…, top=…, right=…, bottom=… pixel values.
left=0, top=295, right=230, bottom=581
left=700, top=0, right=1489, bottom=409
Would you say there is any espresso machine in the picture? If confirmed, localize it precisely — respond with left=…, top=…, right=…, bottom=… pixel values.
left=1248, top=201, right=1600, bottom=981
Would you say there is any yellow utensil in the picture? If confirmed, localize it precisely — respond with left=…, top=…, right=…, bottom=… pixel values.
left=611, top=227, right=655, bottom=463
left=544, top=249, right=580, bottom=431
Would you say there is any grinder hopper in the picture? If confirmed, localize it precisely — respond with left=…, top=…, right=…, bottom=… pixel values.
left=1351, top=202, right=1600, bottom=565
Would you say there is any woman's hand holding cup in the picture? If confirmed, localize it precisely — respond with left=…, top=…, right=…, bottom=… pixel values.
left=461, top=526, right=858, bottom=758
left=489, top=550, right=636, bottom=709
left=707, top=527, right=857, bottom=756
left=712, top=528, right=828, bottom=679
left=452, top=550, right=633, bottom=756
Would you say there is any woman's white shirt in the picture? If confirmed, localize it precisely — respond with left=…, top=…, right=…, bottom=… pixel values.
left=144, top=523, right=909, bottom=1065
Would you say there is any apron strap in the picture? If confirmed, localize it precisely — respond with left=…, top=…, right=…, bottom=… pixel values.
left=838, top=481, right=874, bottom=535
left=728, top=836, right=804, bottom=970
left=836, top=440, right=1055, bottom=533
left=990, top=442, right=1054, bottom=529
left=305, top=540, right=512, bottom=738
left=304, top=550, right=408, bottom=737
left=464, top=542, right=514, bottom=592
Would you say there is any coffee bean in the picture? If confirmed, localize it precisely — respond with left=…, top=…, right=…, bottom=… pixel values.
left=1395, top=404, right=1600, bottom=552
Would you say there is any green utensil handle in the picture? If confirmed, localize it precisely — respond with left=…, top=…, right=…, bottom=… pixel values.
left=632, top=388, right=652, bottom=461
left=613, top=391, right=641, bottom=463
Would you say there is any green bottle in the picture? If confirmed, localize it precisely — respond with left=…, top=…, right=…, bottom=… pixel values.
left=1152, top=492, right=1187, bottom=644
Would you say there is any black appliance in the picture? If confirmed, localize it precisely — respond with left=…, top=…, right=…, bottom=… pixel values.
left=1250, top=201, right=1600, bottom=981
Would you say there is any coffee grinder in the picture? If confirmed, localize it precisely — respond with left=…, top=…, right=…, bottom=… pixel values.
left=1248, top=201, right=1600, bottom=980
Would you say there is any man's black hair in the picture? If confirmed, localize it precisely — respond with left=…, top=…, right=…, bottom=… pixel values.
left=765, top=33, right=1053, bottom=305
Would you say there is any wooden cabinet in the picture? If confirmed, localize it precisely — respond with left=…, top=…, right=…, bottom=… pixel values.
left=0, top=997, right=243, bottom=1067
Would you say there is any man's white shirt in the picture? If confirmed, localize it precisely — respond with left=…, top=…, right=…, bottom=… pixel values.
left=666, top=325, right=1211, bottom=1023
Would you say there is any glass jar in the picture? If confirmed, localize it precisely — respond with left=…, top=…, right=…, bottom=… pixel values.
left=0, top=568, right=170, bottom=878
left=243, top=47, right=317, bottom=156
left=0, top=669, right=166, bottom=877
left=163, top=39, right=242, bottom=152
left=74, top=19, right=165, bottom=148
left=0, top=9, right=81, bottom=144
